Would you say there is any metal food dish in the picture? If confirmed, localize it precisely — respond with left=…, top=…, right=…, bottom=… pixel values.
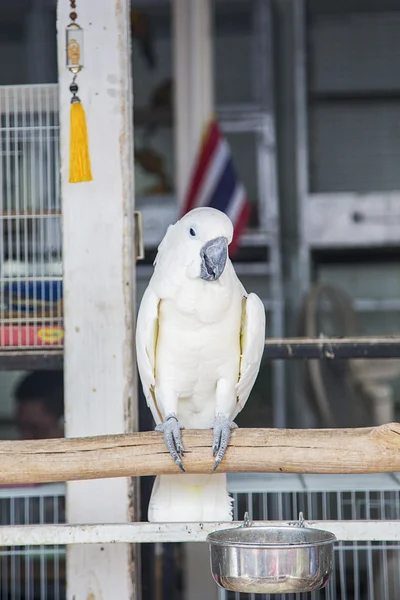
left=207, top=513, right=336, bottom=594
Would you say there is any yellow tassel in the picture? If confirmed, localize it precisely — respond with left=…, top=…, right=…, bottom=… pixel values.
left=69, top=99, right=93, bottom=183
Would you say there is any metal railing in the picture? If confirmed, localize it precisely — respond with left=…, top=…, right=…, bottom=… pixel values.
left=0, top=484, right=65, bottom=600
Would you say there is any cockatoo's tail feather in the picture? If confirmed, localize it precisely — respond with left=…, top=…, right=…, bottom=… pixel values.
left=148, top=473, right=233, bottom=523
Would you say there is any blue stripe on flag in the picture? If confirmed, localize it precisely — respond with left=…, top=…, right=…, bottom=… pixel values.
left=208, top=157, right=237, bottom=213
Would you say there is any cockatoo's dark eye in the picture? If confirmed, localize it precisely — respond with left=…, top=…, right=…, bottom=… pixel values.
left=189, top=227, right=197, bottom=237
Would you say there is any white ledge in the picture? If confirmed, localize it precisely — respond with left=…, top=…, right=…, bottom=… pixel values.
left=0, top=521, right=399, bottom=546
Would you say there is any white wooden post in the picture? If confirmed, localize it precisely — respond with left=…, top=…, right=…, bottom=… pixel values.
left=57, top=1, right=138, bottom=599
left=172, top=2, right=218, bottom=598
left=173, top=0, right=214, bottom=206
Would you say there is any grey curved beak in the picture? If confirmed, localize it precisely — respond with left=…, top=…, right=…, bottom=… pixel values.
left=200, top=237, right=228, bottom=281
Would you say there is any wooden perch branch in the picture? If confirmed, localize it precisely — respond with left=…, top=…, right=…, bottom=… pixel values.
left=0, top=423, right=399, bottom=485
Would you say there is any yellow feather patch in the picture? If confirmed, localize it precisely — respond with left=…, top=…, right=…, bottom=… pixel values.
left=237, top=296, right=247, bottom=401
left=149, top=299, right=162, bottom=422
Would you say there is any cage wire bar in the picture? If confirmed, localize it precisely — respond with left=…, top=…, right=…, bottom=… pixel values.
left=2, top=477, right=400, bottom=599
left=0, top=84, right=63, bottom=352
left=223, top=473, right=400, bottom=600
left=0, top=484, right=65, bottom=600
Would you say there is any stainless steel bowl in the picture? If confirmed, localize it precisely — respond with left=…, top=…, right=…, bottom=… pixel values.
left=207, top=515, right=336, bottom=594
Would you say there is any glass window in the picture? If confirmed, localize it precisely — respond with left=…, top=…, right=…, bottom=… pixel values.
left=134, top=125, right=175, bottom=199
left=307, top=3, right=400, bottom=193
left=132, top=5, right=174, bottom=201
left=214, top=1, right=253, bottom=105
left=225, top=131, right=260, bottom=228
left=316, top=261, right=400, bottom=421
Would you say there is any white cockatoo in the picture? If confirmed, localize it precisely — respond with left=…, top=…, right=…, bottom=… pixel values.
left=136, top=207, right=265, bottom=522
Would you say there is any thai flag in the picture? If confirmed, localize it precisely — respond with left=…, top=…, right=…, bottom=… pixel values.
left=181, top=119, right=251, bottom=255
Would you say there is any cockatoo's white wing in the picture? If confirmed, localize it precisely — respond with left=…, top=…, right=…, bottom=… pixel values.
left=135, top=286, right=163, bottom=424
left=235, top=292, right=266, bottom=413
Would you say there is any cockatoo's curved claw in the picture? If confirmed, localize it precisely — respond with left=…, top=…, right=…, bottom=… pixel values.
left=211, top=413, right=238, bottom=471
left=155, top=413, right=186, bottom=472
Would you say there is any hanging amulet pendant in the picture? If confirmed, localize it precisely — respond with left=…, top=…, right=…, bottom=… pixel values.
left=66, top=23, right=84, bottom=74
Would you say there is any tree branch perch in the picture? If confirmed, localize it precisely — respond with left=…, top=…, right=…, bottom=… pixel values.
left=0, top=423, right=399, bottom=485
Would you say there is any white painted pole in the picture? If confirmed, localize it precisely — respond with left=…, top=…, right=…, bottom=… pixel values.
left=172, top=4, right=216, bottom=598
left=0, top=521, right=400, bottom=545
left=173, top=0, right=214, bottom=207
left=56, top=0, right=138, bottom=598
left=173, top=0, right=190, bottom=207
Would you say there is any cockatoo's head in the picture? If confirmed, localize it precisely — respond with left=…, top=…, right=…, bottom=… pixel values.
left=155, top=207, right=234, bottom=282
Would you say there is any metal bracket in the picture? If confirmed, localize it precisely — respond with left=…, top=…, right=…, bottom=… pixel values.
left=134, top=211, right=144, bottom=261
left=289, top=512, right=306, bottom=528
left=242, top=512, right=252, bottom=528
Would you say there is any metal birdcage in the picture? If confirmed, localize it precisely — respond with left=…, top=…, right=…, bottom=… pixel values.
left=0, top=484, right=65, bottom=600
left=218, top=473, right=400, bottom=600
left=0, top=84, right=63, bottom=351
left=3, top=476, right=400, bottom=600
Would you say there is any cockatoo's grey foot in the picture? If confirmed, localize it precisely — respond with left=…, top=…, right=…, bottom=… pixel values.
left=155, top=413, right=186, bottom=472
left=211, top=413, right=238, bottom=472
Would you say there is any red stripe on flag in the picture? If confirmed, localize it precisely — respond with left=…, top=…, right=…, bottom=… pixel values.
left=229, top=200, right=251, bottom=257
left=181, top=120, right=220, bottom=215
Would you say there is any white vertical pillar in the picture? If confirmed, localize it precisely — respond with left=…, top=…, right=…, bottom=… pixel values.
left=173, top=0, right=214, bottom=207
left=57, top=1, right=138, bottom=599
left=172, top=3, right=216, bottom=597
